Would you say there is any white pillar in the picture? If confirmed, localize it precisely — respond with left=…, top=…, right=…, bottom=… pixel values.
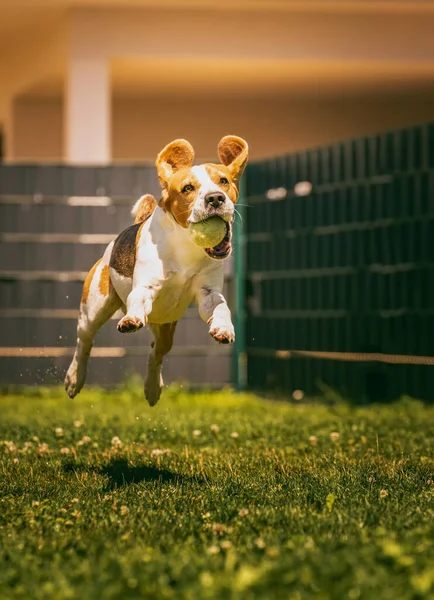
left=65, top=57, right=111, bottom=164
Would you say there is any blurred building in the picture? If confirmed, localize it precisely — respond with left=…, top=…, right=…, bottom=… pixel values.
left=2, top=0, right=434, bottom=164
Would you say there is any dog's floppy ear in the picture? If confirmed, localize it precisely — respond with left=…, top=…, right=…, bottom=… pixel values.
left=218, top=135, right=248, bottom=183
left=156, top=139, right=195, bottom=188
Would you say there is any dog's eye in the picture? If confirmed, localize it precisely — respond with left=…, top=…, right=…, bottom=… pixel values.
left=182, top=184, right=195, bottom=194
left=219, top=177, right=229, bottom=185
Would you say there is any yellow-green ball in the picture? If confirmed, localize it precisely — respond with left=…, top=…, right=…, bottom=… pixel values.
left=189, top=217, right=226, bottom=248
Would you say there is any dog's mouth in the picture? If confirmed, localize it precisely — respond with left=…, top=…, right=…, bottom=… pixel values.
left=204, top=221, right=232, bottom=260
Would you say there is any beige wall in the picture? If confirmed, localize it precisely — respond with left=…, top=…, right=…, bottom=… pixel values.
left=12, top=97, right=63, bottom=161
left=112, top=96, right=434, bottom=162
left=10, top=94, right=434, bottom=163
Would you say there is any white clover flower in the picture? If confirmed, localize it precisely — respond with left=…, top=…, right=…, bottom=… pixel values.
left=151, top=448, right=171, bottom=457
left=2, top=441, right=17, bottom=453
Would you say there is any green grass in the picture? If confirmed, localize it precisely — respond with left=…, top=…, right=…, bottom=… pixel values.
left=1, top=385, right=434, bottom=600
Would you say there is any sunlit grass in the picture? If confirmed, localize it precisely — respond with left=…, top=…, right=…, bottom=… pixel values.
left=1, top=385, right=434, bottom=599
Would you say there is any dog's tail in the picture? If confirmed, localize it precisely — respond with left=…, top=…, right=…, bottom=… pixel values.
left=131, top=194, right=158, bottom=224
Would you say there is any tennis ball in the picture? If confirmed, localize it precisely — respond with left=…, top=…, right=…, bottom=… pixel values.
left=189, top=217, right=226, bottom=248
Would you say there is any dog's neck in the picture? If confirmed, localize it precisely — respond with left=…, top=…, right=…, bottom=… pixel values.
left=150, top=204, right=209, bottom=265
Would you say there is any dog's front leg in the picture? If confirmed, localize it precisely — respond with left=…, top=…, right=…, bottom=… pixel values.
left=117, top=280, right=160, bottom=333
left=196, top=286, right=235, bottom=344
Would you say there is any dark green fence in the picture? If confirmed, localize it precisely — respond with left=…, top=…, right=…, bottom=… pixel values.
left=244, top=123, right=434, bottom=402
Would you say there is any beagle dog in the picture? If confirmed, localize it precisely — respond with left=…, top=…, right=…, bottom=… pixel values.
left=64, top=135, right=248, bottom=405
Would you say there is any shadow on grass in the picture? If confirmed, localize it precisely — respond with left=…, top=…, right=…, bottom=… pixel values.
left=64, top=459, right=204, bottom=490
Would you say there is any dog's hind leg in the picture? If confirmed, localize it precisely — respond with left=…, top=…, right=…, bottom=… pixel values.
left=65, top=258, right=122, bottom=398
left=145, top=322, right=177, bottom=406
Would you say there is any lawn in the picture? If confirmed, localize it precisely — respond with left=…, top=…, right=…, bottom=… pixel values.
left=1, top=385, right=434, bottom=600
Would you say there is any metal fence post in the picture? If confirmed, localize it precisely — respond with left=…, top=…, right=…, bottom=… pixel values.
left=232, top=176, right=247, bottom=390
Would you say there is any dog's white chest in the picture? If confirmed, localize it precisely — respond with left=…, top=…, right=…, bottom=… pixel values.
left=148, top=272, right=196, bottom=324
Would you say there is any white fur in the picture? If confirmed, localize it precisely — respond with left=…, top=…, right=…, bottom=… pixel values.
left=189, top=165, right=234, bottom=225
left=131, top=196, right=146, bottom=218
left=114, top=205, right=234, bottom=405
left=114, top=206, right=228, bottom=325
left=66, top=176, right=236, bottom=406
left=64, top=241, right=123, bottom=399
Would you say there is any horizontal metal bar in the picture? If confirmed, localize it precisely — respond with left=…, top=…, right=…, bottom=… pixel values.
left=0, top=269, right=233, bottom=284
left=0, top=233, right=116, bottom=244
left=0, top=307, right=203, bottom=320
left=247, top=347, right=434, bottom=365
left=0, top=195, right=137, bottom=206
left=1, top=308, right=80, bottom=319
left=0, top=347, right=124, bottom=358
left=0, top=270, right=88, bottom=282
left=251, top=267, right=354, bottom=281
left=251, top=308, right=434, bottom=319
left=250, top=262, right=425, bottom=281
left=245, top=174, right=396, bottom=205
left=246, top=214, right=434, bottom=243
left=255, top=309, right=348, bottom=319
left=0, top=345, right=230, bottom=358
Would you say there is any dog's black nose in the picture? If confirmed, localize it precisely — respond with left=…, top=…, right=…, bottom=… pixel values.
left=205, top=192, right=225, bottom=208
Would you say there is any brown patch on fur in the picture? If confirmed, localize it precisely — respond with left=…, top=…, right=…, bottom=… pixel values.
left=156, top=139, right=196, bottom=227
left=135, top=220, right=146, bottom=256
left=81, top=259, right=102, bottom=304
left=155, top=136, right=248, bottom=227
left=151, top=322, right=178, bottom=357
left=110, top=222, right=142, bottom=278
left=98, top=265, right=110, bottom=297
left=205, top=164, right=239, bottom=204
left=133, top=194, right=157, bottom=224
left=159, top=168, right=197, bottom=228
left=218, top=135, right=248, bottom=182
left=156, top=139, right=195, bottom=187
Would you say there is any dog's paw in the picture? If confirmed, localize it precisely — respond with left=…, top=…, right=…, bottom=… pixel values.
left=209, top=321, right=235, bottom=344
left=64, top=371, right=80, bottom=399
left=145, top=378, right=163, bottom=407
left=117, top=315, right=145, bottom=333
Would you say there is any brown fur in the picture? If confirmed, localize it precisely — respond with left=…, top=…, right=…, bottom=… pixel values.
left=152, top=322, right=178, bottom=358
left=218, top=135, right=249, bottom=182
left=205, top=164, right=239, bottom=203
left=81, top=259, right=102, bottom=304
left=156, top=139, right=195, bottom=187
left=110, top=222, right=142, bottom=279
left=135, top=220, right=146, bottom=256
left=98, top=265, right=110, bottom=297
left=159, top=168, right=197, bottom=228
left=66, top=135, right=248, bottom=405
left=156, top=136, right=247, bottom=226
left=134, top=194, right=157, bottom=224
